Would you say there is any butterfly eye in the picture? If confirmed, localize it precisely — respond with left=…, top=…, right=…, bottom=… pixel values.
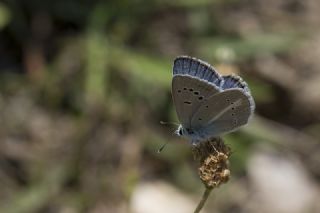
left=178, top=128, right=182, bottom=135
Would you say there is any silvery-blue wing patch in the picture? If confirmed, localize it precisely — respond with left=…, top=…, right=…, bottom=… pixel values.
left=172, top=56, right=255, bottom=144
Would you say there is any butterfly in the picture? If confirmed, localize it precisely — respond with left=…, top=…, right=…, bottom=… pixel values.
left=172, top=56, right=255, bottom=144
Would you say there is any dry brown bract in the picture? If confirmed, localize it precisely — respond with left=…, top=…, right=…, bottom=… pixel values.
left=192, top=137, right=231, bottom=189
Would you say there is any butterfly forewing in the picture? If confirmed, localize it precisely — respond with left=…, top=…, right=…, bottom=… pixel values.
left=173, top=56, right=224, bottom=87
left=190, top=89, right=252, bottom=136
left=172, top=75, right=220, bottom=128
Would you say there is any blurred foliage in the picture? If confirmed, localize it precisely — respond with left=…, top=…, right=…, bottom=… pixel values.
left=0, top=0, right=319, bottom=212
left=198, top=32, right=301, bottom=62
left=0, top=3, right=11, bottom=29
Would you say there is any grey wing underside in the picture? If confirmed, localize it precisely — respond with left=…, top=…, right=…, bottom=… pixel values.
left=172, top=57, right=255, bottom=138
left=173, top=56, right=224, bottom=87
left=222, top=75, right=255, bottom=112
left=191, top=89, right=253, bottom=137
left=172, top=75, right=220, bottom=129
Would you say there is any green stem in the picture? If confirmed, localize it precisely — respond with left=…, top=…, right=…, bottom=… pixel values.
left=194, top=187, right=213, bottom=213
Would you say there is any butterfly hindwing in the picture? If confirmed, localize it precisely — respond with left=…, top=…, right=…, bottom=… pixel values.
left=222, top=75, right=255, bottom=112
left=222, top=75, right=250, bottom=91
left=191, top=89, right=252, bottom=137
left=172, top=75, right=220, bottom=128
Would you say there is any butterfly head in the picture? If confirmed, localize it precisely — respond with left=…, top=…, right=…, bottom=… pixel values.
left=176, top=125, right=199, bottom=140
left=176, top=125, right=184, bottom=136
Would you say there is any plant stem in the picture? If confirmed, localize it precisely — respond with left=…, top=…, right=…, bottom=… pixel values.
left=194, top=187, right=213, bottom=213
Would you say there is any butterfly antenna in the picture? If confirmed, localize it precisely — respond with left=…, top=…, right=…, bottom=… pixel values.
left=160, top=121, right=179, bottom=127
left=157, top=142, right=169, bottom=153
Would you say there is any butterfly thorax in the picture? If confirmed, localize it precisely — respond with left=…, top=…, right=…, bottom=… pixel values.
left=176, top=124, right=207, bottom=144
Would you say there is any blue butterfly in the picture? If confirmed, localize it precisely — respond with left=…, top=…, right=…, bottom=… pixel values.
left=172, top=56, right=255, bottom=144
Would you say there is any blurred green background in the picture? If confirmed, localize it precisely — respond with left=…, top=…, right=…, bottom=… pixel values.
left=1, top=0, right=320, bottom=213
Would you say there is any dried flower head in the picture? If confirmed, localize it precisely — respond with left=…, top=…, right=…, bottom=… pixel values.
left=192, top=137, right=231, bottom=189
